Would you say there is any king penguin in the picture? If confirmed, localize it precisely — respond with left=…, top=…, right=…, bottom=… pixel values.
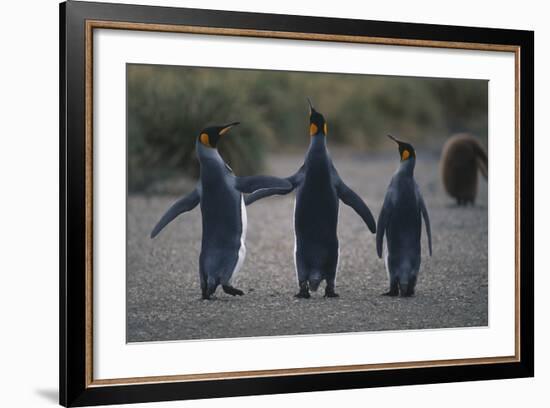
left=440, top=133, right=488, bottom=206
left=246, top=99, right=377, bottom=298
left=377, top=135, right=432, bottom=297
left=151, top=123, right=292, bottom=300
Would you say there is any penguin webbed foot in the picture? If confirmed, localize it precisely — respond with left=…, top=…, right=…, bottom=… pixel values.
left=382, top=284, right=399, bottom=297
left=324, top=286, right=339, bottom=298
left=295, top=281, right=311, bottom=299
left=399, top=279, right=416, bottom=297
left=399, top=288, right=415, bottom=297
left=222, top=285, right=244, bottom=296
left=201, top=286, right=218, bottom=300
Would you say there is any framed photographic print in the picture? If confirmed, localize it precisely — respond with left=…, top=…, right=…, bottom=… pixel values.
left=59, top=0, right=534, bottom=406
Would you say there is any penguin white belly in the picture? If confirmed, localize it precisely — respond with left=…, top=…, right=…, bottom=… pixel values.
left=230, top=196, right=247, bottom=282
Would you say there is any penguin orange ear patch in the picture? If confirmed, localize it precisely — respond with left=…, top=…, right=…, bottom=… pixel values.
left=310, top=123, right=318, bottom=136
left=324, top=122, right=328, bottom=135
left=401, top=150, right=410, bottom=161
left=200, top=133, right=211, bottom=147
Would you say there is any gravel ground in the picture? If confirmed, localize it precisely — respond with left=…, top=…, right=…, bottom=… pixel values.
left=127, top=150, right=488, bottom=342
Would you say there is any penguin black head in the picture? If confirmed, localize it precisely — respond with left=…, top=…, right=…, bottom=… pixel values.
left=307, top=97, right=327, bottom=137
left=198, top=122, right=240, bottom=148
left=387, top=134, right=416, bottom=162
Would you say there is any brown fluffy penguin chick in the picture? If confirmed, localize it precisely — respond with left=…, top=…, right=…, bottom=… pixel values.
left=440, top=133, right=488, bottom=206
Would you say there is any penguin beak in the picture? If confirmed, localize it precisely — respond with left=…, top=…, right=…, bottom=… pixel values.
left=219, top=122, right=240, bottom=136
left=387, top=134, right=400, bottom=144
left=307, top=97, right=314, bottom=114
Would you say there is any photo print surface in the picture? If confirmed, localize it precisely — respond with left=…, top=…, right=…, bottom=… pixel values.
left=126, top=63, right=488, bottom=342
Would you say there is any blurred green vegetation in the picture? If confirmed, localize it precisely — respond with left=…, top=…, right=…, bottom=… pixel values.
left=127, top=64, right=487, bottom=192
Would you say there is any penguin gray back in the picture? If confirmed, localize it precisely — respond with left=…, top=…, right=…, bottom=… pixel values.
left=196, top=142, right=242, bottom=251
left=377, top=135, right=432, bottom=297
left=245, top=98, right=376, bottom=298
left=150, top=122, right=291, bottom=299
left=295, top=134, right=339, bottom=241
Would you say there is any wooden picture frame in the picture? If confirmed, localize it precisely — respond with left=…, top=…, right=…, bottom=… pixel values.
left=60, top=1, right=534, bottom=406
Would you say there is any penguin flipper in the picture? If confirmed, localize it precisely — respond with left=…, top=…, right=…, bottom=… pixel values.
left=336, top=181, right=376, bottom=233
left=287, top=165, right=305, bottom=188
left=150, top=188, right=200, bottom=238
left=418, top=193, right=433, bottom=256
left=244, top=185, right=294, bottom=205
left=244, top=166, right=304, bottom=205
left=376, top=193, right=393, bottom=258
left=235, top=175, right=292, bottom=195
